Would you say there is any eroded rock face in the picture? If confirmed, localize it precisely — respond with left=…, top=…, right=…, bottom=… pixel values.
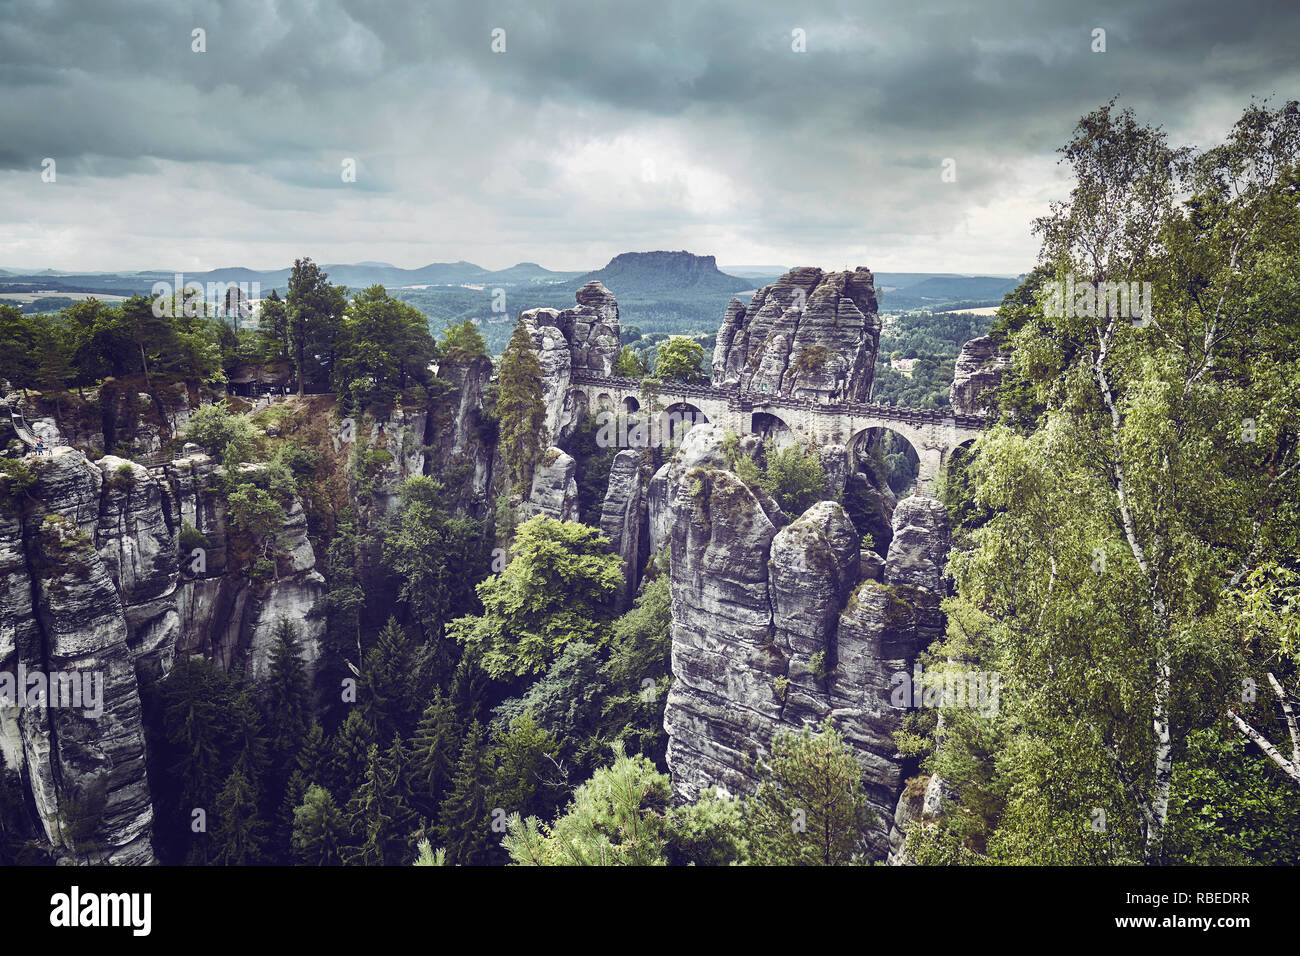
left=711, top=267, right=881, bottom=402
left=949, top=334, right=1010, bottom=417
left=425, top=355, right=498, bottom=518
left=519, top=447, right=578, bottom=523
left=6, top=380, right=219, bottom=460
left=1, top=450, right=156, bottom=864
left=565, top=281, right=622, bottom=377
left=522, top=281, right=623, bottom=445
left=599, top=450, right=651, bottom=609
left=662, top=429, right=951, bottom=860
left=163, top=453, right=326, bottom=683
left=520, top=310, right=575, bottom=445
left=0, top=437, right=329, bottom=864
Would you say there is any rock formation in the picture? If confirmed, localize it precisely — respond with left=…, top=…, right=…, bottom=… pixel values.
left=1, top=424, right=327, bottom=863
left=948, top=333, right=1010, bottom=417
left=711, top=267, right=881, bottom=402
left=423, top=354, right=498, bottom=517
left=519, top=280, right=622, bottom=447
left=1, top=450, right=157, bottom=864
left=517, top=447, right=578, bottom=523
left=515, top=282, right=624, bottom=523
left=168, top=450, right=326, bottom=680
left=661, top=425, right=951, bottom=860
left=7, top=379, right=218, bottom=460
left=598, top=450, right=651, bottom=609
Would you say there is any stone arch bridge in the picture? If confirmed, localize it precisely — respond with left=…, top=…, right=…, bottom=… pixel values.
left=569, top=371, right=984, bottom=493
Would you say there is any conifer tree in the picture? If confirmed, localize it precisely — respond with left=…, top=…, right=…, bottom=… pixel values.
left=228, top=691, right=270, bottom=810
left=436, top=721, right=498, bottom=866
left=160, top=655, right=242, bottom=860
left=292, top=784, right=346, bottom=866
left=359, top=617, right=418, bottom=742
left=410, top=690, right=461, bottom=824
left=322, top=514, right=364, bottom=723
left=256, top=288, right=288, bottom=360
left=497, top=316, right=546, bottom=492
left=296, top=722, right=332, bottom=791
left=331, top=710, right=375, bottom=802
left=746, top=719, right=871, bottom=866
left=212, top=768, right=267, bottom=866
left=264, top=619, right=311, bottom=797
left=273, top=769, right=311, bottom=864
left=344, top=742, right=418, bottom=866
left=449, top=650, right=491, bottom=729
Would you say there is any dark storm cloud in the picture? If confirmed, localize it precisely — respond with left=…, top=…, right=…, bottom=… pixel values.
left=0, top=0, right=1296, bottom=271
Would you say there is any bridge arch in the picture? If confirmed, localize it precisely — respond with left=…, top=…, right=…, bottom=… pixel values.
left=659, top=401, right=709, bottom=446
left=750, top=410, right=794, bottom=447
left=847, top=425, right=922, bottom=496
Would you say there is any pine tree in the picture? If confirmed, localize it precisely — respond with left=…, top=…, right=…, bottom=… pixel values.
left=746, top=719, right=871, bottom=866
left=263, top=619, right=311, bottom=797
left=410, top=689, right=461, bottom=825
left=292, top=784, right=346, bottom=866
left=359, top=617, right=417, bottom=742
left=331, top=710, right=375, bottom=802
left=497, top=316, right=546, bottom=492
left=436, top=721, right=498, bottom=866
left=344, top=742, right=418, bottom=866
left=212, top=768, right=267, bottom=866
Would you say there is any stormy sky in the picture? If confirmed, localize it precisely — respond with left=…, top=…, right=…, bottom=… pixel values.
left=1, top=0, right=1296, bottom=274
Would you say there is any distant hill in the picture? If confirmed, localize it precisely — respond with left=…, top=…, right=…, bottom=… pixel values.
left=720, top=265, right=789, bottom=279
left=479, top=262, right=585, bottom=284
left=876, top=274, right=1022, bottom=312
left=0, top=258, right=1027, bottom=355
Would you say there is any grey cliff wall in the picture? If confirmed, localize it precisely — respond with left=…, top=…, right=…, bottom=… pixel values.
left=661, top=425, right=951, bottom=860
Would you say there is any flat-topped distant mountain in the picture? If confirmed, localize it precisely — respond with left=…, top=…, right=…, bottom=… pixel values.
left=576, top=251, right=761, bottom=296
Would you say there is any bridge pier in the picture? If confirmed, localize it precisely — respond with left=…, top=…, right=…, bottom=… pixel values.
left=916, top=447, right=945, bottom=496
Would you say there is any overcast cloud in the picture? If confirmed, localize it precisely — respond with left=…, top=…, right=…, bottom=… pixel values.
left=1, top=0, right=1296, bottom=273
